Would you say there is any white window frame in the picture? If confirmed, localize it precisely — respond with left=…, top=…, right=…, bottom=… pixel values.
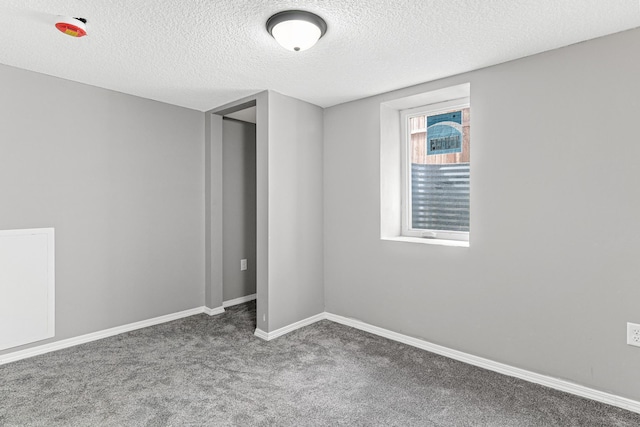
left=400, top=97, right=470, bottom=242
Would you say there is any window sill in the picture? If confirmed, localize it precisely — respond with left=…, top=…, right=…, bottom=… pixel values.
left=381, top=236, right=469, bottom=248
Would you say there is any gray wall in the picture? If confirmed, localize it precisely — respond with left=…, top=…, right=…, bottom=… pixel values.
left=323, top=28, right=640, bottom=401
left=267, top=91, right=324, bottom=331
left=222, top=119, right=257, bottom=301
left=0, top=64, right=205, bottom=355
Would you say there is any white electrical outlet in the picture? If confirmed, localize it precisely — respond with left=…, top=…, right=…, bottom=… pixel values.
left=627, top=323, right=640, bottom=348
left=240, top=259, right=247, bottom=271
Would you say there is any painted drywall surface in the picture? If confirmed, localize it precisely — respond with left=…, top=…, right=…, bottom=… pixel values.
left=267, top=91, right=324, bottom=331
left=323, top=28, right=640, bottom=400
left=222, top=119, right=257, bottom=301
left=0, top=64, right=205, bottom=355
left=204, top=113, right=213, bottom=307
left=255, top=93, right=270, bottom=331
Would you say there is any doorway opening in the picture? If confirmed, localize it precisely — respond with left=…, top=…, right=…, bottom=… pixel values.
left=221, top=106, right=257, bottom=329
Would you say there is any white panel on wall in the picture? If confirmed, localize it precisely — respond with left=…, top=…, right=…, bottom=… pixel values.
left=0, top=228, right=55, bottom=351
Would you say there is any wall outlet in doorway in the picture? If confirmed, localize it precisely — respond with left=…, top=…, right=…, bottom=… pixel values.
left=628, top=323, right=640, bottom=348
left=240, top=259, right=247, bottom=271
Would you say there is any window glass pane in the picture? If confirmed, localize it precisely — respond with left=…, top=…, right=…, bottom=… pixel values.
left=409, top=108, right=470, bottom=232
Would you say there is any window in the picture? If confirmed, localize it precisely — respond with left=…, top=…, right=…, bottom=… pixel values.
left=379, top=83, right=469, bottom=247
left=401, top=98, right=470, bottom=242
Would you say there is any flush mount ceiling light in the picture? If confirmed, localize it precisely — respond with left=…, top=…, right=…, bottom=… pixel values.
left=266, top=10, right=327, bottom=52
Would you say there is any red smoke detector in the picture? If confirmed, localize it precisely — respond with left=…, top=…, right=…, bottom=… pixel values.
left=55, top=17, right=87, bottom=38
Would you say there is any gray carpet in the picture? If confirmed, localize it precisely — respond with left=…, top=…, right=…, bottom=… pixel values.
left=1, top=302, right=639, bottom=426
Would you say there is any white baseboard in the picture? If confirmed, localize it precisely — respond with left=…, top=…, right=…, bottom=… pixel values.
left=324, top=312, right=640, bottom=415
left=203, top=306, right=225, bottom=316
left=223, top=293, right=256, bottom=308
left=0, top=306, right=210, bottom=365
left=253, top=312, right=325, bottom=341
left=254, top=328, right=269, bottom=340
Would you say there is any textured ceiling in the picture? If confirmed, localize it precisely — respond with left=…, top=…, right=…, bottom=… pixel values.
left=1, top=1, right=639, bottom=111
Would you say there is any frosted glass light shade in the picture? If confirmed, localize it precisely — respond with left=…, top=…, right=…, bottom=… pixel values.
left=271, top=20, right=321, bottom=52
left=267, top=10, right=327, bottom=52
